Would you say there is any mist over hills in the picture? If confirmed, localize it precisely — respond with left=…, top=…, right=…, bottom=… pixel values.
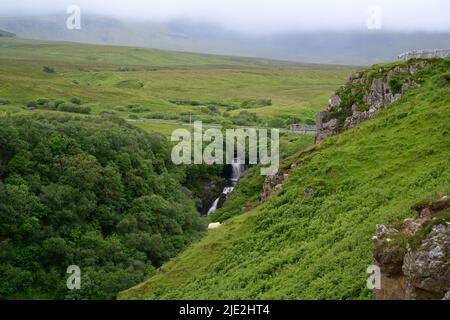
left=1, top=14, right=450, bottom=65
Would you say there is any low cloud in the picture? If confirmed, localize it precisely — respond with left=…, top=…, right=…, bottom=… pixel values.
left=1, top=0, right=449, bottom=34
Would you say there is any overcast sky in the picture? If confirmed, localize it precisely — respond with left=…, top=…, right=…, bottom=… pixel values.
left=1, top=0, right=449, bottom=34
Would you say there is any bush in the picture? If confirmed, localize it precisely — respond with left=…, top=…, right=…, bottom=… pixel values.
left=169, top=99, right=203, bottom=106
left=43, top=66, right=55, bottom=74
left=55, top=100, right=65, bottom=108
left=241, top=99, right=272, bottom=109
left=389, top=78, right=403, bottom=95
left=128, top=114, right=139, bottom=120
left=57, top=103, right=91, bottom=114
left=70, top=97, right=82, bottom=105
left=37, top=98, right=50, bottom=106
left=27, top=101, right=37, bottom=109
left=115, top=106, right=127, bottom=112
left=127, top=104, right=150, bottom=113
left=268, top=118, right=286, bottom=128
left=230, top=111, right=260, bottom=126
left=116, top=67, right=137, bottom=72
left=0, top=99, right=10, bottom=105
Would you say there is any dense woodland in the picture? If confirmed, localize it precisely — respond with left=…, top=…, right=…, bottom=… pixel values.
left=0, top=114, right=207, bottom=299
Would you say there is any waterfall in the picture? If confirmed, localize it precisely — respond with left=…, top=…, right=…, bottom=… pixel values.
left=207, top=198, right=220, bottom=215
left=230, top=162, right=245, bottom=182
left=207, top=161, right=246, bottom=215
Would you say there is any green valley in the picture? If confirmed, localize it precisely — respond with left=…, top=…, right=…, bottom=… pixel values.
left=119, top=58, right=450, bottom=300
left=0, top=38, right=354, bottom=131
left=0, top=36, right=448, bottom=302
left=0, top=37, right=344, bottom=299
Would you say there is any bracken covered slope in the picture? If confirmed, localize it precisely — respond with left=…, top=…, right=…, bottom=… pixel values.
left=119, top=58, right=450, bottom=300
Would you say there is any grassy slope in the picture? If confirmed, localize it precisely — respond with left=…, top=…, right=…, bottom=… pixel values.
left=0, top=38, right=354, bottom=127
left=119, top=59, right=450, bottom=300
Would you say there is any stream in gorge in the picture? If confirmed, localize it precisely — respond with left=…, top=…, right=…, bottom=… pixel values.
left=207, top=162, right=246, bottom=215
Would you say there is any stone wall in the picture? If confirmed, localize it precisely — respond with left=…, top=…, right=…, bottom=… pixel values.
left=398, top=49, right=450, bottom=61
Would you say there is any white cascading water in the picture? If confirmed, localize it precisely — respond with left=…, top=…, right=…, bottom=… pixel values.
left=207, top=162, right=245, bottom=215
left=207, top=198, right=220, bottom=215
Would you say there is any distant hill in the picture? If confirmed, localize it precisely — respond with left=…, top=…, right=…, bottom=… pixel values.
left=1, top=14, right=450, bottom=65
left=0, top=29, right=15, bottom=37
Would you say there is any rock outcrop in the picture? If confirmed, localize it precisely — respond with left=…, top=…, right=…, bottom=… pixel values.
left=372, top=195, right=450, bottom=300
left=316, top=60, right=432, bottom=143
left=398, top=49, right=450, bottom=61
left=260, top=171, right=286, bottom=203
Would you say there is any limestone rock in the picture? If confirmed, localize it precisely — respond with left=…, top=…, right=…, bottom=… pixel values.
left=328, top=94, right=342, bottom=110
left=372, top=195, right=450, bottom=300
left=403, top=224, right=450, bottom=299
left=315, top=59, right=432, bottom=143
left=260, top=172, right=286, bottom=203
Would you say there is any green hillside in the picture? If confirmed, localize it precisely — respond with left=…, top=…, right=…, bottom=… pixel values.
left=119, top=58, right=450, bottom=300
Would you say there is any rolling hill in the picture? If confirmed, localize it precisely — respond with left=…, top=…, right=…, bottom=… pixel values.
left=1, top=14, right=450, bottom=65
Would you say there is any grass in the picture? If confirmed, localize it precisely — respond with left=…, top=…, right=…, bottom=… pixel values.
left=119, top=59, right=450, bottom=300
left=0, top=38, right=354, bottom=130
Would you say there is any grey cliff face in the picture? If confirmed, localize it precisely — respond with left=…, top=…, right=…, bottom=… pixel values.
left=372, top=195, right=450, bottom=300
left=315, top=60, right=429, bottom=144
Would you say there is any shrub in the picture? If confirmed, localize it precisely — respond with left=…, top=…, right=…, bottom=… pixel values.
left=0, top=99, right=10, bottom=105
left=116, top=67, right=137, bottom=72
left=43, top=66, right=55, bottom=74
left=268, top=118, right=286, bottom=128
left=55, top=100, right=65, bottom=108
left=128, top=114, right=139, bottom=120
left=57, top=103, right=91, bottom=114
left=389, top=78, right=403, bottom=95
left=241, top=99, right=272, bottom=109
left=70, top=97, right=82, bottom=105
left=304, top=118, right=316, bottom=126
left=37, top=98, right=50, bottom=106
left=169, top=99, right=203, bottom=106
left=27, top=101, right=37, bottom=109
left=127, top=104, right=150, bottom=113
left=46, top=101, right=57, bottom=110
left=144, top=113, right=163, bottom=120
